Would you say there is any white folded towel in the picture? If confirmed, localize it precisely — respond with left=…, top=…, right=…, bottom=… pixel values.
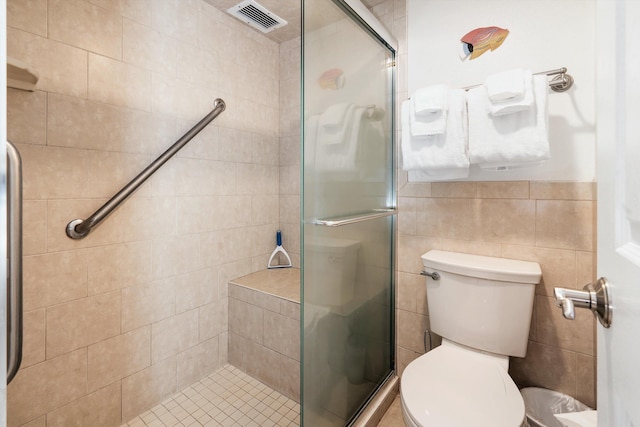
left=401, top=89, right=469, bottom=181
left=412, top=84, right=449, bottom=116
left=484, top=68, right=527, bottom=102
left=304, top=114, right=319, bottom=167
left=408, top=168, right=469, bottom=182
left=319, top=102, right=351, bottom=129
left=409, top=85, right=450, bottom=136
left=488, top=70, right=535, bottom=116
left=317, top=103, right=356, bottom=145
left=409, top=98, right=447, bottom=136
left=315, top=106, right=367, bottom=171
left=468, top=74, right=550, bottom=170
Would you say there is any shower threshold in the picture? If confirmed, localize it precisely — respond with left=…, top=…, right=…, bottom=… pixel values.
left=121, top=364, right=299, bottom=427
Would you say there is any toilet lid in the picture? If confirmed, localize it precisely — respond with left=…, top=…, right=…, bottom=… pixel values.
left=401, top=343, right=524, bottom=427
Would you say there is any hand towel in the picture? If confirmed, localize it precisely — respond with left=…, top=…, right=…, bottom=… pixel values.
left=315, top=106, right=367, bottom=171
left=408, top=168, right=469, bottom=181
left=317, top=103, right=356, bottom=145
left=410, top=107, right=447, bottom=136
left=488, top=70, right=535, bottom=116
left=304, top=114, right=319, bottom=168
left=410, top=97, right=447, bottom=136
left=357, top=120, right=386, bottom=181
left=319, top=102, right=352, bottom=130
left=410, top=85, right=449, bottom=136
left=401, top=90, right=469, bottom=181
left=468, top=74, right=550, bottom=170
left=413, top=84, right=449, bottom=116
left=484, top=68, right=527, bottom=102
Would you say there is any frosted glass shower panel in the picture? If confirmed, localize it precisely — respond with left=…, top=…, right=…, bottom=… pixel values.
left=303, top=0, right=394, bottom=220
left=302, top=0, right=396, bottom=425
left=302, top=218, right=393, bottom=426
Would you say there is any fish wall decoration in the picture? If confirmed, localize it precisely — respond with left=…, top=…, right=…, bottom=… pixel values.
left=460, top=26, right=509, bottom=60
left=318, top=68, right=345, bottom=89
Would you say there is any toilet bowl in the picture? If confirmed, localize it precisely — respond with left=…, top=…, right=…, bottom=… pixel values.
left=400, top=250, right=541, bottom=427
left=400, top=340, right=524, bottom=427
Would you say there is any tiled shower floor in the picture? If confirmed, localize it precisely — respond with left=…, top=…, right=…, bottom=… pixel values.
left=121, top=365, right=300, bottom=427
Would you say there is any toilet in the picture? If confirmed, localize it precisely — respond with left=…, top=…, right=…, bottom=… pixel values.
left=305, top=236, right=361, bottom=306
left=400, top=250, right=542, bottom=427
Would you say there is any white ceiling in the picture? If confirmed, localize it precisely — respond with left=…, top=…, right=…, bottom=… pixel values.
left=203, top=0, right=384, bottom=43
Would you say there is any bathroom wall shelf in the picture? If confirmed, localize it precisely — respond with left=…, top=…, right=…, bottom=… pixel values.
left=7, top=57, right=39, bottom=91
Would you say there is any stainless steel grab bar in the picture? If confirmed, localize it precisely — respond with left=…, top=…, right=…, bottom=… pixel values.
left=7, top=140, right=23, bottom=384
left=311, top=208, right=396, bottom=227
left=66, top=98, right=226, bottom=239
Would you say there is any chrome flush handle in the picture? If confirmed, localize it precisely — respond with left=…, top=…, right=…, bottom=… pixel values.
left=553, top=277, right=612, bottom=328
left=420, top=270, right=440, bottom=280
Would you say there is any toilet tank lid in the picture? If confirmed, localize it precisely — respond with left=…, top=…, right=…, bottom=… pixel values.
left=306, top=236, right=361, bottom=250
left=421, top=250, right=542, bottom=284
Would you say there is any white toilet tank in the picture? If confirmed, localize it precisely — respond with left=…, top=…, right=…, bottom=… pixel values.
left=422, top=250, right=542, bottom=358
left=305, top=236, right=361, bottom=306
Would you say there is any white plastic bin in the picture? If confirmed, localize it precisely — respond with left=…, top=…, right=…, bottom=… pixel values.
left=521, top=387, right=592, bottom=427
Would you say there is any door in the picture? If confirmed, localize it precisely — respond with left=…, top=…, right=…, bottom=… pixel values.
left=301, top=0, right=396, bottom=425
left=596, top=0, right=640, bottom=425
left=1, top=0, right=8, bottom=420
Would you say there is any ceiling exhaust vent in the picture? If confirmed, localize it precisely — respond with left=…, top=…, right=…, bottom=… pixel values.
left=227, top=0, right=287, bottom=33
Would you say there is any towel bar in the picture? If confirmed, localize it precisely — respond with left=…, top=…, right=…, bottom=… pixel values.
left=311, top=208, right=396, bottom=227
left=460, top=67, right=574, bottom=93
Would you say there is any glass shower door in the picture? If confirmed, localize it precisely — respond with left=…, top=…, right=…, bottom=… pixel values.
left=302, top=1, right=396, bottom=425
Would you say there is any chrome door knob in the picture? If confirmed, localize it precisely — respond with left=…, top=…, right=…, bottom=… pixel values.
left=554, top=277, right=612, bottom=328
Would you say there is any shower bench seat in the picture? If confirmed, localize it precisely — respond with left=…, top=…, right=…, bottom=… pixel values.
left=228, top=268, right=301, bottom=402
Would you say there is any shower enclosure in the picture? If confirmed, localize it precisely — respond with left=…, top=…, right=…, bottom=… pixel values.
left=302, top=1, right=397, bottom=425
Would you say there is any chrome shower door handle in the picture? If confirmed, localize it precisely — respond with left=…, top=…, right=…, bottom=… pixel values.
left=554, top=277, right=612, bottom=328
left=7, top=141, right=23, bottom=383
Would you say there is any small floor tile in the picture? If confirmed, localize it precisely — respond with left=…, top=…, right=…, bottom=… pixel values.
left=122, top=365, right=300, bottom=427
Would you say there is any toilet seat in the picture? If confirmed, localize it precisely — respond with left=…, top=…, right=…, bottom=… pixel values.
left=400, top=341, right=525, bottom=427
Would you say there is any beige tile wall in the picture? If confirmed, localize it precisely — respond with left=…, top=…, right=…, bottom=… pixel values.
left=7, top=0, right=280, bottom=426
left=279, top=36, right=302, bottom=268
left=227, top=279, right=300, bottom=402
left=395, top=181, right=597, bottom=407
